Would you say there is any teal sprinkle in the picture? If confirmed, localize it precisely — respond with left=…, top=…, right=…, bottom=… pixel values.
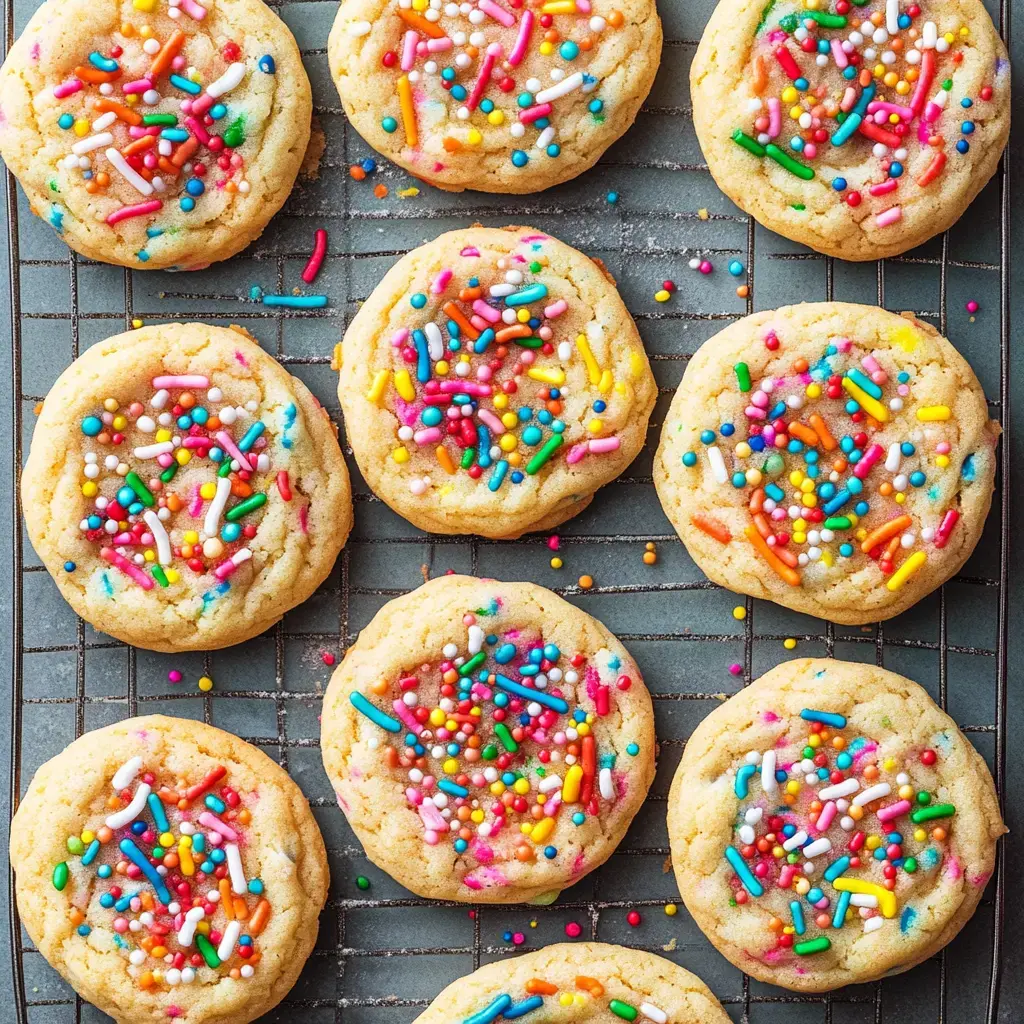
left=101, top=572, right=114, bottom=597
left=282, top=403, right=297, bottom=449
left=922, top=847, right=940, bottom=868
left=113, top=934, right=130, bottom=949
left=961, top=454, right=976, bottom=481
left=928, top=485, right=940, bottom=500
left=146, top=227, right=165, bottom=238
left=137, top=251, right=150, bottom=263
left=598, top=753, right=617, bottom=769
left=200, top=581, right=231, bottom=613
left=900, top=906, right=917, bottom=933
left=49, top=205, right=64, bottom=232
left=609, top=655, right=621, bottom=670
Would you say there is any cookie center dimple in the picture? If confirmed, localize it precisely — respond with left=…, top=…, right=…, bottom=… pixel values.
left=72, top=373, right=304, bottom=607
left=680, top=325, right=975, bottom=593
left=723, top=705, right=956, bottom=961
left=731, top=0, right=1005, bottom=228
left=52, top=755, right=272, bottom=993
left=367, top=239, right=643, bottom=497
left=348, top=605, right=645, bottom=885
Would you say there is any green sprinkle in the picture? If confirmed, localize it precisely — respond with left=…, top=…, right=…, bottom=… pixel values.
left=755, top=0, right=777, bottom=32
left=151, top=565, right=170, bottom=588
left=799, top=10, right=846, bottom=27
left=942, top=78, right=953, bottom=91
left=218, top=458, right=233, bottom=477
left=195, top=934, right=221, bottom=968
left=609, top=1001, right=639, bottom=1022
left=910, top=803, right=956, bottom=824
left=824, top=516, right=852, bottom=530
left=734, top=362, right=752, bottom=392
left=160, top=462, right=178, bottom=484
left=458, top=651, right=486, bottom=676
left=460, top=447, right=476, bottom=469
left=794, top=936, right=832, bottom=955
left=222, top=116, right=246, bottom=148
left=126, top=471, right=155, bottom=507
left=142, top=113, right=178, bottom=126
left=494, top=722, right=519, bottom=752
left=66, top=836, right=85, bottom=855
left=481, top=744, right=498, bottom=760
left=513, top=336, right=545, bottom=348
left=224, top=492, right=267, bottom=522
left=355, top=875, right=371, bottom=891
left=526, top=433, right=563, bottom=475
left=792, top=203, right=807, bottom=210
left=52, top=862, right=69, bottom=891
left=778, top=13, right=798, bottom=31
left=731, top=128, right=766, bottom=158
left=765, top=144, right=815, bottom=180
left=903, top=857, right=918, bottom=873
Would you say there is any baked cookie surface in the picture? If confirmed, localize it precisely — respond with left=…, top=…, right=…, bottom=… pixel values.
left=337, top=225, right=656, bottom=538
left=0, top=0, right=311, bottom=270
left=328, top=0, right=662, bottom=192
left=691, top=0, right=1010, bottom=260
left=321, top=575, right=656, bottom=903
left=654, top=302, right=997, bottom=624
left=23, top=323, right=352, bottom=652
left=667, top=658, right=1005, bottom=992
left=413, top=942, right=731, bottom=1022
left=10, top=715, right=329, bottom=1024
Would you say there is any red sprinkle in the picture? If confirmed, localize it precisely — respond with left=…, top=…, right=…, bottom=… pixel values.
left=301, top=229, right=328, bottom=284
left=626, top=910, right=642, bottom=927
left=921, top=749, right=937, bottom=766
left=564, top=921, right=582, bottom=938
left=276, top=470, right=292, bottom=501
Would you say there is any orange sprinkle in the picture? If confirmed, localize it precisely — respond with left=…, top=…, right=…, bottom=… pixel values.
left=526, top=979, right=558, bottom=996
left=397, top=8, right=446, bottom=37
left=93, top=97, right=142, bottom=126
left=495, top=323, right=532, bottom=343
left=69, top=908, right=85, bottom=926
left=752, top=512, right=772, bottom=539
left=752, top=54, right=768, bottom=94
left=691, top=514, right=731, bottom=544
left=220, top=879, right=234, bottom=917
left=350, top=164, right=367, bottom=180
left=458, top=285, right=482, bottom=301
left=149, top=29, right=186, bottom=79
left=121, top=135, right=155, bottom=158
left=576, top=976, right=605, bottom=997
left=443, top=300, right=481, bottom=340
left=74, top=65, right=121, bottom=84
left=807, top=413, right=836, bottom=451
left=442, top=136, right=463, bottom=153
left=792, top=357, right=809, bottom=373
left=233, top=897, right=249, bottom=920
left=606, top=9, right=624, bottom=27
left=373, top=183, right=388, bottom=199
left=745, top=525, right=801, bottom=586
left=748, top=487, right=765, bottom=514
left=170, top=135, right=199, bottom=168
left=787, top=421, right=819, bottom=446
left=436, top=445, right=457, bottom=474
left=859, top=514, right=912, bottom=554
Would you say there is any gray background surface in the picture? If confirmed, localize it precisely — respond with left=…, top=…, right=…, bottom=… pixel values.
left=2, top=0, right=1023, bottom=1020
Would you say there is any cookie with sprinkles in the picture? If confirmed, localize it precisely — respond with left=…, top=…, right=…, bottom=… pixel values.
left=327, top=0, right=662, bottom=192
left=667, top=658, right=1005, bottom=991
left=22, top=323, right=352, bottom=651
left=654, top=302, right=998, bottom=624
left=321, top=575, right=656, bottom=902
left=337, top=225, right=657, bottom=538
left=691, top=0, right=1010, bottom=260
left=413, top=942, right=731, bottom=1023
left=10, top=715, right=328, bottom=1024
left=0, top=0, right=311, bottom=269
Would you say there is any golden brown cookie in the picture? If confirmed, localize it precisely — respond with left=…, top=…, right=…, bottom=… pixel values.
left=654, top=302, right=998, bottom=624
left=10, top=715, right=329, bottom=1024
left=23, top=323, right=352, bottom=651
left=691, top=0, right=1010, bottom=259
left=337, top=224, right=656, bottom=538
left=321, top=575, right=656, bottom=902
left=0, top=0, right=311, bottom=269
left=667, top=658, right=1005, bottom=991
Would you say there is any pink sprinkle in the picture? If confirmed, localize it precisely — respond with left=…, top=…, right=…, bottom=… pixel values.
left=459, top=246, right=481, bottom=257
left=547, top=535, right=560, bottom=550
left=566, top=441, right=588, bottom=465
left=472, top=299, right=501, bottom=323
left=198, top=811, right=238, bottom=841
left=179, top=0, right=207, bottom=20
left=216, top=430, right=253, bottom=472
left=816, top=801, right=837, bottom=831
left=400, top=29, right=418, bottom=71
left=479, top=0, right=515, bottom=27
left=729, top=663, right=743, bottom=675
left=519, top=102, right=552, bottom=124
left=122, top=78, right=153, bottom=95
left=430, top=268, right=453, bottom=294
left=699, top=260, right=713, bottom=274
left=877, top=799, right=912, bottom=823
left=106, top=199, right=163, bottom=226
left=54, top=79, right=83, bottom=99
left=543, top=299, right=567, bottom=319
left=508, top=9, right=534, bottom=66
left=565, top=921, right=582, bottom=938
left=966, top=300, right=979, bottom=313
left=875, top=206, right=903, bottom=228
left=153, top=374, right=209, bottom=389
left=588, top=436, right=620, bottom=455
left=168, top=670, right=183, bottom=683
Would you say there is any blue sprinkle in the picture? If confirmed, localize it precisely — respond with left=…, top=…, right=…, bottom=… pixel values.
left=258, top=55, right=276, bottom=74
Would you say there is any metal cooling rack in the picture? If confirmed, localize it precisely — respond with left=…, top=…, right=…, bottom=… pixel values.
left=3, top=0, right=1014, bottom=1020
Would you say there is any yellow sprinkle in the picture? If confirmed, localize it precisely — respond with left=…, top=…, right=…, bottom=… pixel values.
left=531, top=817, right=556, bottom=843
left=435, top=360, right=449, bottom=376
left=575, top=333, right=601, bottom=385
left=397, top=75, right=417, bottom=147
left=143, top=549, right=155, bottom=562
left=561, top=764, right=584, bottom=803
left=527, top=367, right=565, bottom=385
left=156, top=428, right=172, bottom=442
left=841, top=376, right=889, bottom=422
left=366, top=369, right=390, bottom=405
left=73, top=119, right=90, bottom=137
left=132, top=0, right=156, bottom=10
left=394, top=369, right=415, bottom=402
left=665, top=903, right=678, bottom=916
left=501, top=412, right=519, bottom=429
left=587, top=418, right=603, bottom=433
left=178, top=839, right=195, bottom=875
left=629, top=350, right=644, bottom=378
left=936, top=454, right=950, bottom=468
left=597, top=368, right=614, bottom=394
left=499, top=433, right=518, bottom=452
left=654, top=289, right=671, bottom=302
left=889, top=324, right=921, bottom=352
left=559, top=994, right=574, bottom=1007
left=175, top=448, right=191, bottom=466
left=486, top=109, right=505, bottom=126
left=886, top=550, right=927, bottom=591
left=916, top=405, right=951, bottom=422
left=698, top=208, right=709, bottom=220
left=733, top=606, right=746, bottom=620
left=550, top=556, right=563, bottom=569
left=832, top=877, right=897, bottom=918
left=392, top=446, right=409, bottom=463
left=467, top=128, right=482, bottom=145
left=540, top=0, right=576, bottom=10
left=398, top=187, right=420, bottom=199
left=198, top=676, right=214, bottom=692
left=784, top=638, right=797, bottom=650
left=82, top=481, right=98, bottom=497
left=539, top=40, right=554, bottom=55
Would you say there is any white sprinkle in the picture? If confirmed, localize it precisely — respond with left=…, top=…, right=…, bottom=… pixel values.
left=851, top=894, right=879, bottom=907
left=112, top=755, right=143, bottom=791
left=134, top=441, right=174, bottom=460
left=744, top=806, right=763, bottom=825
left=864, top=916, right=885, bottom=933
left=143, top=510, right=172, bottom=566
left=348, top=19, right=372, bottom=35
left=217, top=919, right=241, bottom=961
left=739, top=824, right=755, bottom=845
left=105, top=148, right=153, bottom=195
left=852, top=782, right=891, bottom=807
left=176, top=906, right=206, bottom=947
left=760, top=749, right=778, bottom=793
left=782, top=829, right=808, bottom=852
left=225, top=842, right=247, bottom=894
left=72, top=132, right=114, bottom=156
left=534, top=71, right=584, bottom=104
left=206, top=62, right=247, bottom=98
left=640, top=1003, right=668, bottom=1024
left=818, top=778, right=860, bottom=800
left=599, top=766, right=615, bottom=801
left=539, top=775, right=563, bottom=793
left=204, top=476, right=232, bottom=537
left=802, top=837, right=832, bottom=858
left=106, top=782, right=151, bottom=829
left=467, top=625, right=484, bottom=654
left=706, top=445, right=728, bottom=484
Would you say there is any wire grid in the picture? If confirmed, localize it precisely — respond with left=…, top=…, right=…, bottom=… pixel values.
left=3, top=0, right=1011, bottom=1020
